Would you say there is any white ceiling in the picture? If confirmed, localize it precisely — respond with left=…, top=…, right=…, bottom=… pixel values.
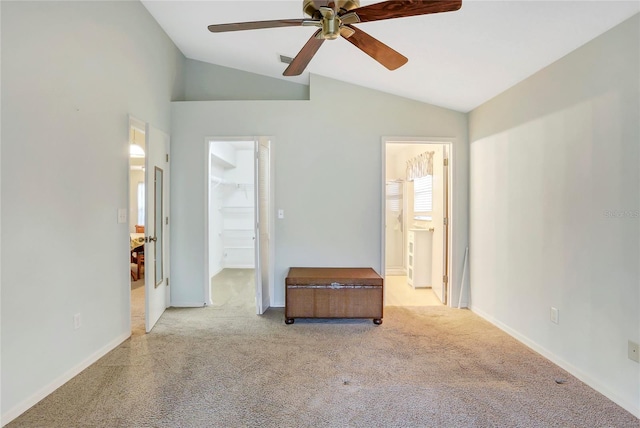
left=142, top=0, right=639, bottom=112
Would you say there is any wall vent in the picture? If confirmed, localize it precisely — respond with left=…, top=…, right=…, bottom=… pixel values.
left=279, top=54, right=293, bottom=64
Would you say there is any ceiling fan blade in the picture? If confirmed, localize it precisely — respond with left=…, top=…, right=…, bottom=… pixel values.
left=283, top=30, right=325, bottom=76
left=350, top=0, right=462, bottom=23
left=342, top=25, right=407, bottom=70
left=208, top=19, right=306, bottom=33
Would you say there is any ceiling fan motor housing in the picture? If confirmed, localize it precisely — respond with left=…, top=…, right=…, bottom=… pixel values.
left=337, top=0, right=361, bottom=13
left=303, top=0, right=361, bottom=18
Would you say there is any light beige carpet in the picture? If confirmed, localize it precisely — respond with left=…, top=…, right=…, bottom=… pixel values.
left=131, top=277, right=145, bottom=337
left=7, top=280, right=638, bottom=427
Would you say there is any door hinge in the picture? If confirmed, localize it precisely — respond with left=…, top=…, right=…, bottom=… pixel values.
left=166, top=277, right=169, bottom=286
left=444, top=217, right=449, bottom=226
left=165, top=216, right=169, bottom=225
left=443, top=158, right=449, bottom=166
left=443, top=275, right=448, bottom=284
left=166, top=154, right=169, bottom=162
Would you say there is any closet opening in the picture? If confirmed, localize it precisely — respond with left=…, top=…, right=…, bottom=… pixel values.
left=205, top=137, right=273, bottom=315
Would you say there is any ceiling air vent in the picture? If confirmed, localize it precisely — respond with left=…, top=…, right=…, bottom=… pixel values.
left=279, top=54, right=293, bottom=64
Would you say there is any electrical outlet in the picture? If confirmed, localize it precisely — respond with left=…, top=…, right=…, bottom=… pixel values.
left=629, top=340, right=639, bottom=363
left=73, top=313, right=82, bottom=330
left=550, top=307, right=559, bottom=324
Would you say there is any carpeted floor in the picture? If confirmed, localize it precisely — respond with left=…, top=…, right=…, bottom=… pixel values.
left=7, top=274, right=638, bottom=427
left=131, top=277, right=145, bottom=337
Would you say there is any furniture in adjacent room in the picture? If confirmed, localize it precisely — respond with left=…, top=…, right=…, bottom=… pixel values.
left=130, top=232, right=145, bottom=281
left=285, top=267, right=383, bottom=325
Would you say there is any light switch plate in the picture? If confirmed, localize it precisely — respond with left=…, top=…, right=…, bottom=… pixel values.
left=117, top=208, right=127, bottom=224
left=550, top=307, right=559, bottom=324
left=278, top=209, right=284, bottom=219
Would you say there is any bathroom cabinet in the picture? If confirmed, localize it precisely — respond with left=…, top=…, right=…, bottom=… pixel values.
left=407, top=229, right=433, bottom=288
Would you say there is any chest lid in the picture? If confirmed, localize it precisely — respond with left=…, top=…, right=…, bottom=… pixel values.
left=286, top=267, right=383, bottom=286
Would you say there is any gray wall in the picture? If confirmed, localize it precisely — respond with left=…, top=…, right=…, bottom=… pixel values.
left=1, top=0, right=185, bottom=421
left=183, top=59, right=309, bottom=101
left=170, top=74, right=469, bottom=307
left=468, top=14, right=639, bottom=416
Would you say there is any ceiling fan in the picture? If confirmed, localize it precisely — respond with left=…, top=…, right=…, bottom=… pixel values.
left=208, top=0, right=462, bottom=76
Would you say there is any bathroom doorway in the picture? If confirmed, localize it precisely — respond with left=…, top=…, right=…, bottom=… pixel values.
left=382, top=139, right=452, bottom=307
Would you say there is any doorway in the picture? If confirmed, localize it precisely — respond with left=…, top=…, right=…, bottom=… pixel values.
left=129, top=120, right=146, bottom=335
left=128, top=117, right=171, bottom=334
left=382, top=139, right=452, bottom=307
left=205, top=137, right=274, bottom=315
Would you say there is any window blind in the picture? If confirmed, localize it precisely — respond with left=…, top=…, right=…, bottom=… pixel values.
left=414, top=175, right=432, bottom=213
left=386, top=181, right=403, bottom=212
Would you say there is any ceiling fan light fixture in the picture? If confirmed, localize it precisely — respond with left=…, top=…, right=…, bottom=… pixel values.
left=130, top=144, right=145, bottom=158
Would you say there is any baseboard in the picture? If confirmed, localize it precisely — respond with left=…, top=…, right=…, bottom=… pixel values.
left=209, top=266, right=223, bottom=278
left=385, top=268, right=407, bottom=276
left=470, top=305, right=640, bottom=418
left=1, top=331, right=130, bottom=426
left=170, top=302, right=207, bottom=308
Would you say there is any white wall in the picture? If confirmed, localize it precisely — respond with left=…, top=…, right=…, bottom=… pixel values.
left=170, top=74, right=469, bottom=307
left=184, top=59, right=309, bottom=101
left=469, top=14, right=639, bottom=416
left=0, top=1, right=185, bottom=423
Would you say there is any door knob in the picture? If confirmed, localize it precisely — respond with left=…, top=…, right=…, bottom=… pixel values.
left=145, top=236, right=157, bottom=243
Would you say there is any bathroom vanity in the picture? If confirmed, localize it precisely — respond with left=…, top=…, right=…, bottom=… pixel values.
left=407, top=229, right=433, bottom=288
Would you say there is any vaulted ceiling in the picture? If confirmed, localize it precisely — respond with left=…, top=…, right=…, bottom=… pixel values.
left=142, top=1, right=639, bottom=112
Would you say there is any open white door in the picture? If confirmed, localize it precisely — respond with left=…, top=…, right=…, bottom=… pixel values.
left=442, top=145, right=450, bottom=305
left=431, top=145, right=446, bottom=304
left=145, top=124, right=170, bottom=332
left=254, top=138, right=271, bottom=314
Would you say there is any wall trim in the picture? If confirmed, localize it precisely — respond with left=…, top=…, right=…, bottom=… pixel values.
left=1, top=332, right=130, bottom=426
left=470, top=305, right=640, bottom=418
left=170, top=302, right=207, bottom=308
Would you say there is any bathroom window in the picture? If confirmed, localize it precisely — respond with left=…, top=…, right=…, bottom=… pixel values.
left=413, top=175, right=432, bottom=220
left=137, top=182, right=145, bottom=225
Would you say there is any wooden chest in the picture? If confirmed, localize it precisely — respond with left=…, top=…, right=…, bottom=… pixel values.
left=285, top=267, right=383, bottom=325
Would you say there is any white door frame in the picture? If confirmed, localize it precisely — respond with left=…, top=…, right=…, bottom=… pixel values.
left=127, top=116, right=147, bottom=334
left=203, top=136, right=275, bottom=311
left=381, top=137, right=455, bottom=306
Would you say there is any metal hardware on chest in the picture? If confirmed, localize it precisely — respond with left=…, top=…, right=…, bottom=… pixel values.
left=287, top=284, right=380, bottom=289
